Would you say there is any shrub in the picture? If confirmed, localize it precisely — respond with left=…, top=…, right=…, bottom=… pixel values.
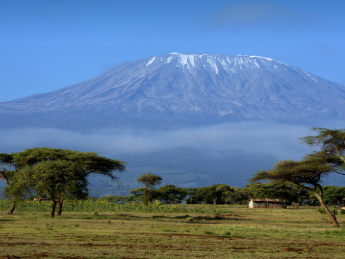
left=318, top=208, right=338, bottom=215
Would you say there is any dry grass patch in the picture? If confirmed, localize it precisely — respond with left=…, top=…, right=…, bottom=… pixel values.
left=0, top=205, right=344, bottom=258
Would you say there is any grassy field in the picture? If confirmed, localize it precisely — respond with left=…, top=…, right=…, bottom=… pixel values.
left=1, top=205, right=345, bottom=258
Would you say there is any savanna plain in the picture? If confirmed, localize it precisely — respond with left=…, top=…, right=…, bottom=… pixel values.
left=1, top=203, right=345, bottom=259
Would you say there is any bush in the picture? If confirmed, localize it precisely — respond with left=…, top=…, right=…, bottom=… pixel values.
left=0, top=199, right=231, bottom=214
left=318, top=208, right=338, bottom=215
left=318, top=208, right=326, bottom=214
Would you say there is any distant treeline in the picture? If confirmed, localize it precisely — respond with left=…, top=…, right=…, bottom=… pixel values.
left=100, top=183, right=345, bottom=207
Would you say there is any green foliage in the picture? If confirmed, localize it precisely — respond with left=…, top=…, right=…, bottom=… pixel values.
left=0, top=153, right=17, bottom=186
left=0, top=199, right=229, bottom=214
left=185, top=184, right=232, bottom=204
left=318, top=208, right=326, bottom=214
left=156, top=184, right=187, bottom=204
left=309, top=186, right=345, bottom=205
left=136, top=172, right=162, bottom=205
left=300, top=127, right=345, bottom=167
left=101, top=195, right=138, bottom=204
left=318, top=208, right=338, bottom=215
left=250, top=152, right=342, bottom=190
left=137, top=172, right=162, bottom=189
left=10, top=160, right=89, bottom=200
left=12, top=147, right=126, bottom=179
left=245, top=182, right=308, bottom=204
left=2, top=147, right=126, bottom=216
left=251, top=127, right=345, bottom=227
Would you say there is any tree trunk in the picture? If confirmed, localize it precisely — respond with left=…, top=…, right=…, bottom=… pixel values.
left=144, top=187, right=148, bottom=206
left=57, top=200, right=64, bottom=216
left=312, top=191, right=340, bottom=227
left=51, top=200, right=57, bottom=218
left=7, top=201, right=16, bottom=215
left=333, top=203, right=337, bottom=219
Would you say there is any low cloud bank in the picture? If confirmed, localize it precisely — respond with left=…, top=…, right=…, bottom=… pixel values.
left=0, top=121, right=327, bottom=161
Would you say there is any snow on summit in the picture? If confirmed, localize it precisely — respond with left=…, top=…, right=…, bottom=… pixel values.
left=145, top=52, right=284, bottom=75
left=0, top=52, right=345, bottom=130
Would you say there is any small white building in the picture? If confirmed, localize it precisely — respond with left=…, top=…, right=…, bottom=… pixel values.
left=248, top=198, right=286, bottom=208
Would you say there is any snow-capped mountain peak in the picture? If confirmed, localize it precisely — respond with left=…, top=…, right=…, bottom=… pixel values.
left=144, top=53, right=286, bottom=76
left=0, top=53, right=344, bottom=130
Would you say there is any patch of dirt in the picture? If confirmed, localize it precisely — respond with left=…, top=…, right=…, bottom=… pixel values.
left=284, top=247, right=304, bottom=254
left=3, top=242, right=36, bottom=246
left=222, top=214, right=243, bottom=217
left=0, top=254, right=50, bottom=259
left=31, top=253, right=49, bottom=258
left=229, top=246, right=250, bottom=250
left=141, top=233, right=241, bottom=239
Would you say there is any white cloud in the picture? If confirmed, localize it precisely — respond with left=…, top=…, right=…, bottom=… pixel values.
left=0, top=121, right=322, bottom=160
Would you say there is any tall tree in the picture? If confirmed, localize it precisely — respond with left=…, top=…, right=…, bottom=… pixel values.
left=250, top=152, right=342, bottom=227
left=156, top=185, right=187, bottom=204
left=0, top=153, right=21, bottom=214
left=137, top=172, right=162, bottom=205
left=185, top=184, right=232, bottom=205
left=7, top=160, right=89, bottom=217
left=7, top=147, right=126, bottom=216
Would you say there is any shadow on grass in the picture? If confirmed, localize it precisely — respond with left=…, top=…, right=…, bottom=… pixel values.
left=50, top=213, right=251, bottom=224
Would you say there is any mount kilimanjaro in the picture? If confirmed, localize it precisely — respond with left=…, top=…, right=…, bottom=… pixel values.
left=1, top=52, right=345, bottom=131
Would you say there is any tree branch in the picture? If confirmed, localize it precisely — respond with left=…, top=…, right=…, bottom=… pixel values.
left=334, top=170, right=345, bottom=176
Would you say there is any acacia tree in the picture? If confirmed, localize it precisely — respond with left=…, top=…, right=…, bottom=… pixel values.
left=185, top=184, right=232, bottom=205
left=250, top=152, right=342, bottom=227
left=301, top=127, right=345, bottom=165
left=0, top=153, right=22, bottom=214
left=156, top=185, right=187, bottom=204
left=137, top=172, right=162, bottom=205
left=198, top=184, right=232, bottom=205
left=6, top=147, right=126, bottom=216
left=7, top=160, right=89, bottom=217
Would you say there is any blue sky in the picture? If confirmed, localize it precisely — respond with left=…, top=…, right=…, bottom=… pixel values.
left=1, top=0, right=345, bottom=102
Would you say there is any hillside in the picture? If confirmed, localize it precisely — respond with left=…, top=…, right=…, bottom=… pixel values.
left=1, top=53, right=344, bottom=131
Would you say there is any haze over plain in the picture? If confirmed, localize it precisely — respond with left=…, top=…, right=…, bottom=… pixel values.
left=1, top=0, right=345, bottom=196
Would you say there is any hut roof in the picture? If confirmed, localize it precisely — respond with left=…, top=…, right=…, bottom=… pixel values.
left=249, top=198, right=283, bottom=202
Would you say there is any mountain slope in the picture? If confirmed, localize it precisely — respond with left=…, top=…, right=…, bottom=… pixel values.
left=1, top=53, right=345, bottom=130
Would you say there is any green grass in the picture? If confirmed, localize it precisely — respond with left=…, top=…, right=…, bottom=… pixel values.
left=0, top=199, right=229, bottom=214
left=1, top=205, right=345, bottom=258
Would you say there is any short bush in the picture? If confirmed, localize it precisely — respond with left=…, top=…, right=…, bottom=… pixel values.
left=318, top=208, right=338, bottom=215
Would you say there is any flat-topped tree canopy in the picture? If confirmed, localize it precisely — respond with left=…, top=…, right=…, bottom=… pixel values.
left=12, top=147, right=126, bottom=180
left=5, top=147, right=126, bottom=217
left=251, top=151, right=342, bottom=189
